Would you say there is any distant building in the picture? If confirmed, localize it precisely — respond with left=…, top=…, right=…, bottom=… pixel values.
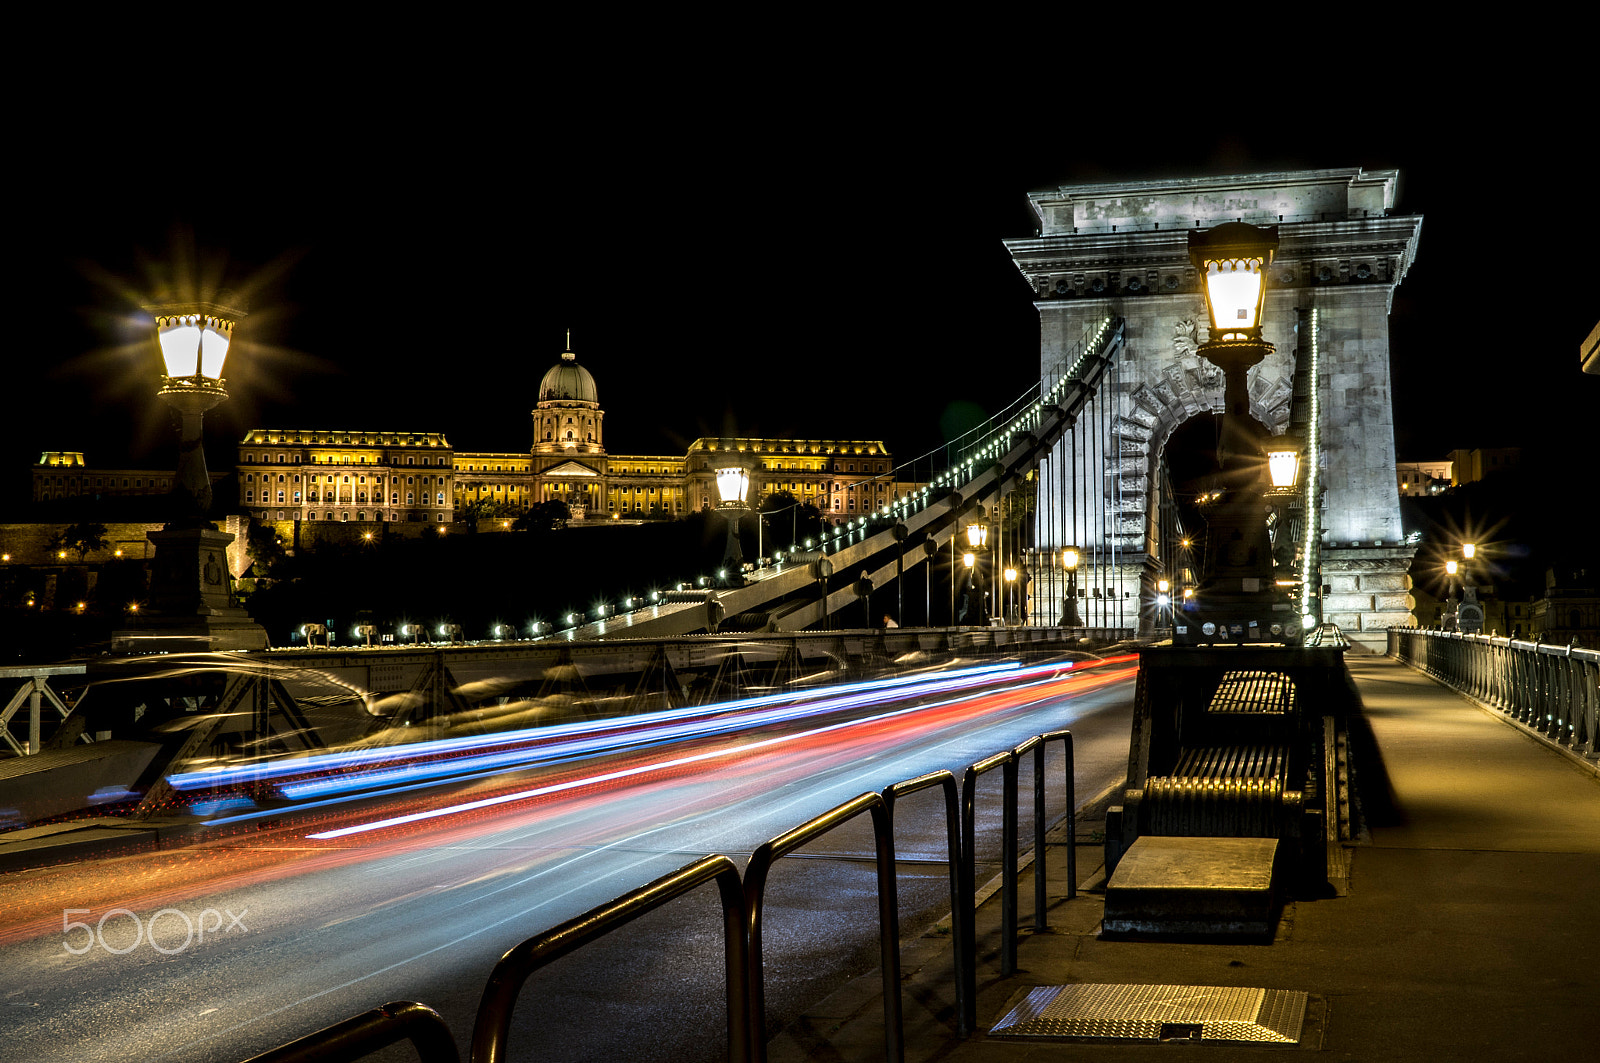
left=1531, top=563, right=1600, bottom=648
left=234, top=340, right=920, bottom=534
left=1445, top=447, right=1522, bottom=486
left=26, top=341, right=924, bottom=539
left=32, top=451, right=185, bottom=503
left=1396, top=459, right=1452, bottom=497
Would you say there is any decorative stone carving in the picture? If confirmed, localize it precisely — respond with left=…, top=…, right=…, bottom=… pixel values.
left=1173, top=317, right=1221, bottom=386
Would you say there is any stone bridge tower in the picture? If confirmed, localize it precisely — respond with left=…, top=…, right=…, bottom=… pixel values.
left=1005, top=168, right=1423, bottom=651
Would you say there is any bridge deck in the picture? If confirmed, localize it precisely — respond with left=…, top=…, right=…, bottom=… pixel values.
left=774, top=653, right=1600, bottom=1062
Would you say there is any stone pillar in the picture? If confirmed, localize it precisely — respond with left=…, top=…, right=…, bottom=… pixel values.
left=1319, top=544, right=1417, bottom=652
left=112, top=524, right=268, bottom=652
left=1006, top=168, right=1423, bottom=644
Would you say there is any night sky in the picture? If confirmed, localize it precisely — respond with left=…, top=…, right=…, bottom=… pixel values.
left=12, top=68, right=1594, bottom=504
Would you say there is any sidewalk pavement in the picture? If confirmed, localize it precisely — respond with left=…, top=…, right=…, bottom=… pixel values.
left=769, top=653, right=1600, bottom=1062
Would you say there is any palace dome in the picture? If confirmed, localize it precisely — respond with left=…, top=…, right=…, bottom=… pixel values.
left=538, top=346, right=597, bottom=405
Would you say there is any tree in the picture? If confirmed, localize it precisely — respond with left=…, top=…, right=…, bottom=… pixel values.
left=48, top=522, right=109, bottom=561
left=245, top=520, right=288, bottom=576
left=512, top=499, right=570, bottom=533
left=759, top=492, right=825, bottom=549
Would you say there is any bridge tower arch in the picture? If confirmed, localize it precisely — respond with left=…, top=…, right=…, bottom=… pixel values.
left=1007, top=169, right=1423, bottom=651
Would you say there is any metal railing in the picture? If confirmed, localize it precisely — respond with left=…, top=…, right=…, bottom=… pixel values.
left=471, top=854, right=750, bottom=1063
left=955, top=730, right=1077, bottom=1035
left=743, top=792, right=900, bottom=1062
left=240, top=728, right=1081, bottom=1063
left=0, top=664, right=87, bottom=755
left=1390, top=629, right=1599, bottom=759
left=241, top=1001, right=459, bottom=1063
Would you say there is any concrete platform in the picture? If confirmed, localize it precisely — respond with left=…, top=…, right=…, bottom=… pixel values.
left=1102, top=835, right=1280, bottom=937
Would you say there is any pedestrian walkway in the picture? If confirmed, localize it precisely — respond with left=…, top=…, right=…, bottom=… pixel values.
left=770, top=653, right=1600, bottom=1062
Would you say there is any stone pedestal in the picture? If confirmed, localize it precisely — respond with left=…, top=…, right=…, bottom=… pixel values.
left=112, top=524, right=268, bottom=653
left=1319, top=543, right=1417, bottom=652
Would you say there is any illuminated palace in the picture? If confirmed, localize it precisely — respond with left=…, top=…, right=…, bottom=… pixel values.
left=228, top=340, right=919, bottom=533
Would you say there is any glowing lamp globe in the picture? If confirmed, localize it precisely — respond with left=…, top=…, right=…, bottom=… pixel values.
left=1187, top=222, right=1279, bottom=343
left=1267, top=445, right=1302, bottom=489
left=148, top=300, right=244, bottom=385
left=715, top=465, right=750, bottom=508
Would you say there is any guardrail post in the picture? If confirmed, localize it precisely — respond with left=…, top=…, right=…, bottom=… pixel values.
left=1001, top=752, right=1019, bottom=975
left=1041, top=729, right=1077, bottom=901
left=470, top=854, right=749, bottom=1063
left=884, top=770, right=964, bottom=1036
left=959, top=750, right=1011, bottom=1035
left=743, top=792, right=900, bottom=1063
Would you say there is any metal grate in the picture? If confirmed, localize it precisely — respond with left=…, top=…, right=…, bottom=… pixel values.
left=1208, top=670, right=1295, bottom=714
left=991, top=983, right=1308, bottom=1044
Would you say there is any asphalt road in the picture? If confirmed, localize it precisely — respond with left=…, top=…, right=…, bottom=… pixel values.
left=0, top=660, right=1138, bottom=1062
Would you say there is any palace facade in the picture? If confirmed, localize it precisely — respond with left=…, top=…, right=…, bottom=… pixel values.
left=229, top=341, right=920, bottom=533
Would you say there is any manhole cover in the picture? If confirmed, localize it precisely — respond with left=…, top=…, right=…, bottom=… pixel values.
left=991, top=983, right=1308, bottom=1044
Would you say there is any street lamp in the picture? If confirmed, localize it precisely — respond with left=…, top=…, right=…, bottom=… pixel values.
left=1178, top=221, right=1299, bottom=645
left=113, top=295, right=266, bottom=652
left=715, top=463, right=750, bottom=580
left=964, top=519, right=990, bottom=625
left=1061, top=546, right=1082, bottom=628
left=149, top=300, right=241, bottom=519
left=1267, top=443, right=1302, bottom=493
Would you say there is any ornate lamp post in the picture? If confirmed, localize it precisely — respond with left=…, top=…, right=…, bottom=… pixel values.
left=151, top=302, right=237, bottom=518
left=965, top=519, right=990, bottom=624
left=1177, top=222, right=1301, bottom=645
left=1455, top=544, right=1484, bottom=633
left=1061, top=546, right=1082, bottom=627
left=1267, top=443, right=1302, bottom=494
left=113, top=297, right=266, bottom=652
left=715, top=463, right=750, bottom=582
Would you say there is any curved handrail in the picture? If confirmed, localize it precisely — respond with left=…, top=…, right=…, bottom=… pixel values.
left=884, top=769, right=964, bottom=1026
left=240, top=1001, right=459, bottom=1063
left=743, top=791, right=900, bottom=1063
left=470, top=854, right=749, bottom=1063
left=239, top=728, right=1090, bottom=1063
left=957, top=749, right=1012, bottom=1034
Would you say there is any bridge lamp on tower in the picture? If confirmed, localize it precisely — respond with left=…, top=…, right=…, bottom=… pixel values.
left=1267, top=444, right=1302, bottom=493
left=1179, top=221, right=1301, bottom=645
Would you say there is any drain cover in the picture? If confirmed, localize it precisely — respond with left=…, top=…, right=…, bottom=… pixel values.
left=991, top=983, right=1308, bottom=1044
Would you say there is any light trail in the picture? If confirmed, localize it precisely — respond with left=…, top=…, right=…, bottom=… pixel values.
left=305, top=659, right=1135, bottom=840
left=174, top=656, right=1133, bottom=822
left=170, top=660, right=1029, bottom=792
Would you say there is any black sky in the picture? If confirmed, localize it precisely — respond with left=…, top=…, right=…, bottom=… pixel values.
left=12, top=59, right=1594, bottom=501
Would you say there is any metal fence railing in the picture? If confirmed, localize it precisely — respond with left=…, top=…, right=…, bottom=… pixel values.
left=743, top=792, right=900, bottom=1062
left=241, top=1001, right=459, bottom=1063
left=1389, top=628, right=1600, bottom=759
left=238, top=730, right=1080, bottom=1063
